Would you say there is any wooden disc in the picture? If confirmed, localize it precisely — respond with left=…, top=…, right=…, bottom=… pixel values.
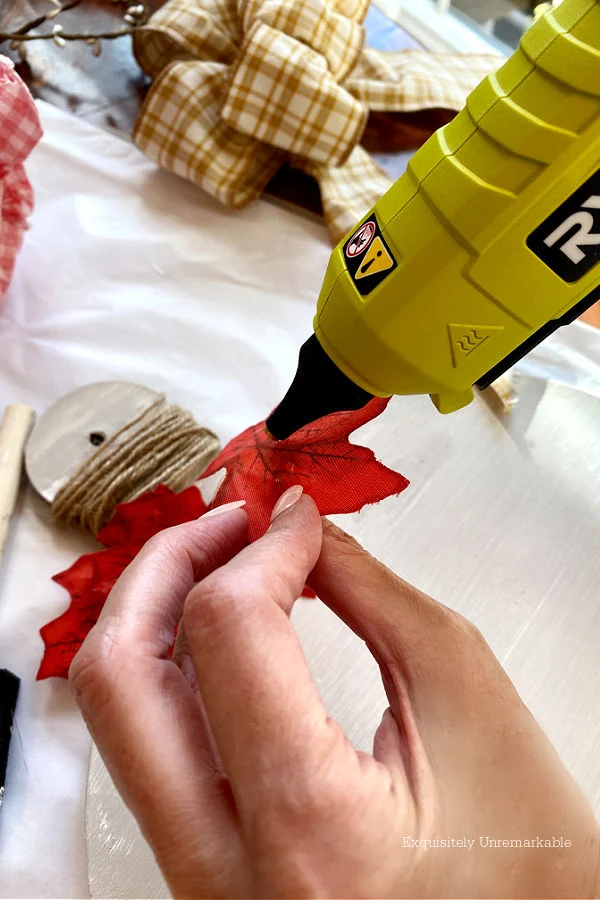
left=25, top=382, right=161, bottom=503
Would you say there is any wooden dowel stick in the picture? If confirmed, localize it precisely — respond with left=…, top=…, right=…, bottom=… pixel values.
left=0, top=405, right=35, bottom=567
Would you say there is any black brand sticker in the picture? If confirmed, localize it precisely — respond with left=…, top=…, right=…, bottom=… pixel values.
left=344, top=215, right=397, bottom=295
left=527, top=168, right=600, bottom=283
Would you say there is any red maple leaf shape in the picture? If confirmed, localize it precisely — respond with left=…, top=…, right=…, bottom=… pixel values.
left=204, top=396, right=409, bottom=541
left=37, top=485, right=207, bottom=680
left=38, top=398, right=408, bottom=679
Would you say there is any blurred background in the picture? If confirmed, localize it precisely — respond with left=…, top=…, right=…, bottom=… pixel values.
left=371, top=0, right=566, bottom=52
left=398, top=0, right=563, bottom=50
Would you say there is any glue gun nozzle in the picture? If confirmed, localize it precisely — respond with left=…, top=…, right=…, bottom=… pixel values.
left=265, top=334, right=373, bottom=440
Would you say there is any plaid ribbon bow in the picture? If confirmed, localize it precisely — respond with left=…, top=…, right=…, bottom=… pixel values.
left=133, top=0, right=498, bottom=243
left=0, top=56, right=42, bottom=298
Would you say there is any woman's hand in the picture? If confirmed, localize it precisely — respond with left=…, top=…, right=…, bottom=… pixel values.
left=70, top=487, right=600, bottom=899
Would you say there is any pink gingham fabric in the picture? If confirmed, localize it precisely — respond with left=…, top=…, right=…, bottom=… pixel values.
left=0, top=55, right=42, bottom=299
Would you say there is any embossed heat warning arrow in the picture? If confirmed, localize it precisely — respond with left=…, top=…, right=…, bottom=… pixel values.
left=448, top=324, right=503, bottom=368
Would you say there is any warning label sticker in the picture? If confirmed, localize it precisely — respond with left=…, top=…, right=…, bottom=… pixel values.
left=346, top=221, right=375, bottom=258
left=344, top=215, right=397, bottom=296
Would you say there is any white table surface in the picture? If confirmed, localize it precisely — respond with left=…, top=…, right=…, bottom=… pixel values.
left=1, top=101, right=599, bottom=899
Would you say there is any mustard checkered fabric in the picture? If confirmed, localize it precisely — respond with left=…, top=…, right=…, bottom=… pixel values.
left=133, top=0, right=499, bottom=243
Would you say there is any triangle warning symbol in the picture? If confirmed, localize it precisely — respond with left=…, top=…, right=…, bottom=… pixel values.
left=448, top=323, right=503, bottom=368
left=355, top=237, right=395, bottom=280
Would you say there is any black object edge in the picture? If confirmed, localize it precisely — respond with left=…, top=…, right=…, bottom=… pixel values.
left=0, top=669, right=20, bottom=810
left=476, top=286, right=600, bottom=390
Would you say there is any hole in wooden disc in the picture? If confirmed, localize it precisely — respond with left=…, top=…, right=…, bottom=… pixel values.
left=89, top=432, right=106, bottom=447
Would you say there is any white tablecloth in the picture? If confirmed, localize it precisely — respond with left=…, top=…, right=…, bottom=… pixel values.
left=1, top=102, right=599, bottom=899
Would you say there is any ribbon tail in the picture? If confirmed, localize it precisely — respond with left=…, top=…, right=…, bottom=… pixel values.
left=297, top=146, right=393, bottom=245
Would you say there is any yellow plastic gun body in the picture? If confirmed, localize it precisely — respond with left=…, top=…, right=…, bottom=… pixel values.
left=314, top=0, right=600, bottom=415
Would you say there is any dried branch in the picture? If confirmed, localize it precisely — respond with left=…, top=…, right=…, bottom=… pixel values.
left=1, top=26, right=142, bottom=42
left=0, top=0, right=149, bottom=47
left=4, top=0, right=83, bottom=38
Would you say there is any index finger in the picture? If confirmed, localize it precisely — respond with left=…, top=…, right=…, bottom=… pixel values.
left=182, top=494, right=349, bottom=810
left=70, top=510, right=249, bottom=874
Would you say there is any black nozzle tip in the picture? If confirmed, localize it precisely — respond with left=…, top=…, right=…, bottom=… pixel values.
left=266, top=334, right=373, bottom=440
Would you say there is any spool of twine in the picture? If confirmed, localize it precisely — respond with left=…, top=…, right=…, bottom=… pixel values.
left=51, top=394, right=220, bottom=535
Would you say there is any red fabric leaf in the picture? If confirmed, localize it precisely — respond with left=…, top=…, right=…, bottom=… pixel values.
left=204, top=397, right=409, bottom=540
left=37, top=486, right=207, bottom=680
left=37, top=549, right=134, bottom=681
left=38, top=399, right=408, bottom=679
left=98, top=484, right=207, bottom=547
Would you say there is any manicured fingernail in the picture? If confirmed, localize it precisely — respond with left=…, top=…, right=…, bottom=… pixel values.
left=270, top=485, right=303, bottom=522
left=202, top=500, right=246, bottom=518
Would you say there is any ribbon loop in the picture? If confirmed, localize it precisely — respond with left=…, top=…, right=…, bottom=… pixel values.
left=134, top=0, right=241, bottom=76
left=249, top=0, right=365, bottom=81
left=221, top=21, right=367, bottom=165
left=133, top=1, right=499, bottom=242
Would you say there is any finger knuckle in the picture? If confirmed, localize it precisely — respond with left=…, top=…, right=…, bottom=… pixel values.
left=430, top=609, right=499, bottom=695
left=69, top=655, right=98, bottom=707
left=447, top=609, right=488, bottom=647
left=69, top=630, right=121, bottom=705
left=142, top=527, right=178, bottom=558
left=183, top=570, right=248, bottom=637
left=380, top=577, right=441, bottom=635
left=322, top=519, right=363, bottom=554
left=257, top=771, right=345, bottom=838
left=254, top=723, right=351, bottom=829
left=141, top=527, right=191, bottom=570
left=142, top=522, right=223, bottom=573
left=397, top=584, right=470, bottom=641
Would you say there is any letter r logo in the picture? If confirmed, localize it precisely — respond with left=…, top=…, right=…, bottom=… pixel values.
left=528, top=170, right=600, bottom=283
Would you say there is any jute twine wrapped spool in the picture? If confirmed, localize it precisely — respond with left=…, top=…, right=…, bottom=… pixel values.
left=51, top=393, right=220, bottom=535
left=26, top=385, right=221, bottom=536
